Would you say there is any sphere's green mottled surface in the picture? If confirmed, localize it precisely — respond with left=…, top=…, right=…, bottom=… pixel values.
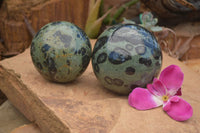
left=31, top=21, right=91, bottom=83
left=92, top=24, right=162, bottom=95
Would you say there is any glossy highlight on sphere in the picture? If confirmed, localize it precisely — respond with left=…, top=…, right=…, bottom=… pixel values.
left=92, top=24, right=162, bottom=95
left=31, top=21, right=91, bottom=83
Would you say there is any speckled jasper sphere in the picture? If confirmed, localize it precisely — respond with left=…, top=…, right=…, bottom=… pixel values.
left=92, top=24, right=162, bottom=95
left=31, top=21, right=91, bottom=83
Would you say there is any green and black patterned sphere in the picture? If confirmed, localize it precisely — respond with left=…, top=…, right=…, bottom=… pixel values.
left=31, top=21, right=91, bottom=83
left=92, top=24, right=162, bottom=95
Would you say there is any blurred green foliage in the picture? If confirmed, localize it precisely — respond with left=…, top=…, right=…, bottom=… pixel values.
left=84, top=0, right=139, bottom=39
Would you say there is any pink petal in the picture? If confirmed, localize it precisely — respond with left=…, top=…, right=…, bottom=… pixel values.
left=159, top=65, right=184, bottom=93
left=128, top=87, right=162, bottom=110
left=175, top=88, right=182, bottom=96
left=153, top=78, right=159, bottom=82
left=147, top=80, right=167, bottom=96
left=163, top=96, right=193, bottom=121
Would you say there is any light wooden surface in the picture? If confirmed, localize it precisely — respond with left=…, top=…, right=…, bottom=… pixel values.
left=0, top=40, right=200, bottom=133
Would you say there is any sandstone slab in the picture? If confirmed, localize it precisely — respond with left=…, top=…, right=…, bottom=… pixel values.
left=0, top=41, right=200, bottom=133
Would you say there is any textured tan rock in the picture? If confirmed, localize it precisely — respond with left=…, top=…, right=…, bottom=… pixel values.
left=0, top=101, right=29, bottom=133
left=11, top=124, right=41, bottom=133
left=0, top=40, right=200, bottom=133
left=182, top=35, right=200, bottom=60
left=185, top=59, right=200, bottom=74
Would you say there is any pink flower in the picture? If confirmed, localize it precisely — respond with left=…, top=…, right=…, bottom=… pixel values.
left=128, top=65, right=193, bottom=121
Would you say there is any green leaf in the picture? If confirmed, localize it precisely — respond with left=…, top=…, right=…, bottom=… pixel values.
left=86, top=7, right=114, bottom=38
left=108, top=0, right=139, bottom=25
left=85, top=0, right=102, bottom=33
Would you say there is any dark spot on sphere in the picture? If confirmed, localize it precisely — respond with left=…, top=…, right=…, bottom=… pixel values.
left=42, top=44, right=51, bottom=53
left=46, top=57, right=57, bottom=76
left=155, top=61, right=161, bottom=66
left=80, top=47, right=86, bottom=56
left=113, top=78, right=124, bottom=86
left=145, top=60, right=152, bottom=67
left=82, top=55, right=90, bottom=69
left=66, top=60, right=70, bottom=66
left=97, top=52, right=107, bottom=64
left=43, top=53, right=47, bottom=58
left=49, top=66, right=57, bottom=75
left=51, top=21, right=62, bottom=26
left=44, top=49, right=55, bottom=60
left=74, top=50, right=78, bottom=55
left=125, top=67, right=135, bottom=75
left=74, top=26, right=85, bottom=38
left=77, top=34, right=80, bottom=38
left=93, top=36, right=108, bottom=55
left=43, top=61, right=47, bottom=67
left=108, top=48, right=131, bottom=64
left=62, top=51, right=66, bottom=54
left=78, top=50, right=81, bottom=54
left=139, top=58, right=152, bottom=67
left=145, top=59, right=152, bottom=67
left=139, top=57, right=145, bottom=63
left=36, top=62, right=43, bottom=70
left=93, top=63, right=99, bottom=73
left=130, top=84, right=139, bottom=90
left=151, top=48, right=162, bottom=60
left=104, top=76, right=113, bottom=85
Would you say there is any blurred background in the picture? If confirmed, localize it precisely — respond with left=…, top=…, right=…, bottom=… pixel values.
left=0, top=0, right=200, bottom=61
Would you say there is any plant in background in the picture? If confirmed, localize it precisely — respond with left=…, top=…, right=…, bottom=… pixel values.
left=85, top=0, right=139, bottom=39
left=104, top=0, right=139, bottom=26
left=85, top=0, right=114, bottom=39
left=139, top=12, right=161, bottom=32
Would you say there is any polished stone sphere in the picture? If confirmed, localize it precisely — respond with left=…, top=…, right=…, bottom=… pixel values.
left=92, top=24, right=162, bottom=95
left=31, top=21, right=91, bottom=83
